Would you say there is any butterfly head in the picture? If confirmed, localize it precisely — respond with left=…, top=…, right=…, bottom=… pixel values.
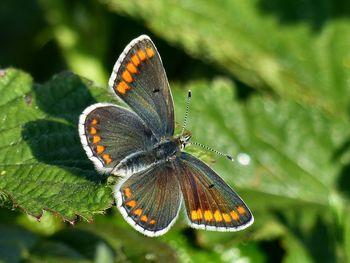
left=179, top=131, right=192, bottom=150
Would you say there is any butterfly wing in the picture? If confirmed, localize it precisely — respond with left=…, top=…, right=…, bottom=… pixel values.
left=177, top=152, right=254, bottom=231
left=115, top=163, right=182, bottom=237
left=108, top=35, right=174, bottom=138
left=79, top=103, right=157, bottom=174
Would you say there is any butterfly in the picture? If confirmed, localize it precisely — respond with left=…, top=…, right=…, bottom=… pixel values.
left=79, top=35, right=254, bottom=237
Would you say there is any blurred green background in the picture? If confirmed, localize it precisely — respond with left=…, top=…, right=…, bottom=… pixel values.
left=1, top=0, right=350, bottom=262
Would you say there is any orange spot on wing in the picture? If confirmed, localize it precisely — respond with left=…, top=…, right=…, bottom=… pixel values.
left=146, top=47, right=155, bottom=58
left=214, top=210, right=223, bottom=222
left=230, top=211, right=240, bottom=220
left=133, top=208, right=142, bottom=216
left=96, top=145, right=105, bottom=154
left=90, top=127, right=97, bottom=135
left=123, top=188, right=132, bottom=198
left=102, top=154, right=112, bottom=164
left=204, top=210, right=213, bottom=221
left=191, top=209, right=203, bottom=220
left=137, top=50, right=147, bottom=61
left=237, top=206, right=246, bottom=215
left=149, top=219, right=156, bottom=225
left=126, top=62, right=138, bottom=73
left=131, top=54, right=140, bottom=66
left=222, top=213, right=232, bottom=222
left=92, top=135, right=101, bottom=144
left=122, top=70, right=133, bottom=83
left=140, top=215, right=148, bottom=222
left=126, top=200, right=136, bottom=208
left=196, top=209, right=203, bottom=219
left=191, top=210, right=198, bottom=220
left=116, top=81, right=130, bottom=94
left=91, top=119, right=98, bottom=125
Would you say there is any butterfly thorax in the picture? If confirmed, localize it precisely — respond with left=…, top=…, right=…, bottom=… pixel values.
left=111, top=134, right=190, bottom=177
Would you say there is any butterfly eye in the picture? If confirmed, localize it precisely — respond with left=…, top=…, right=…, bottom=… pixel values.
left=179, top=132, right=191, bottom=150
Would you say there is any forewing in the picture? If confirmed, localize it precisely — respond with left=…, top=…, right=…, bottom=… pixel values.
left=177, top=152, right=254, bottom=231
left=108, top=35, right=174, bottom=138
left=115, top=163, right=182, bottom=237
left=79, top=103, right=157, bottom=173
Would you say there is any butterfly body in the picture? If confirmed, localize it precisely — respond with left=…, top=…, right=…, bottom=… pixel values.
left=112, top=135, right=185, bottom=177
left=79, top=35, right=253, bottom=237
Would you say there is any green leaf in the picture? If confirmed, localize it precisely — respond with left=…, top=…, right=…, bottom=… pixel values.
left=279, top=207, right=336, bottom=263
left=105, top=0, right=350, bottom=117
left=173, top=79, right=349, bottom=208
left=37, top=0, right=110, bottom=85
left=1, top=67, right=349, bottom=261
left=345, top=213, right=350, bottom=262
left=29, top=241, right=88, bottom=263
left=170, top=78, right=350, bottom=261
left=0, top=224, right=38, bottom=263
left=51, top=223, right=178, bottom=262
left=0, top=68, right=112, bottom=221
left=283, top=235, right=313, bottom=263
left=0, top=215, right=178, bottom=262
left=160, top=225, right=265, bottom=263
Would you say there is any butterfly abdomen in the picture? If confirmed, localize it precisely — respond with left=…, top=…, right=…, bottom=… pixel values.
left=112, top=150, right=155, bottom=177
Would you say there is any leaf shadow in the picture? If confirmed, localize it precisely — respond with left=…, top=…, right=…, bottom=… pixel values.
left=275, top=210, right=336, bottom=262
left=46, top=228, right=116, bottom=260
left=333, top=138, right=350, bottom=200
left=257, top=0, right=350, bottom=32
left=33, top=71, right=96, bottom=124
left=21, top=71, right=108, bottom=182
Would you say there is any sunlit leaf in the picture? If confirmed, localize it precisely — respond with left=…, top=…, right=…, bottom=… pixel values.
left=105, top=0, right=350, bottom=117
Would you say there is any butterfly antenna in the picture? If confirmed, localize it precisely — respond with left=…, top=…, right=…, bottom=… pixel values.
left=189, top=141, right=234, bottom=162
left=181, top=90, right=192, bottom=136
